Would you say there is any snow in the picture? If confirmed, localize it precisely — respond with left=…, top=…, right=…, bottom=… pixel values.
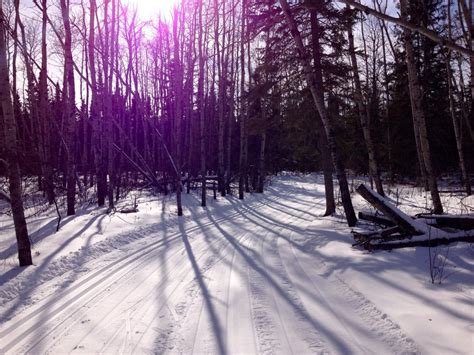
left=0, top=174, right=473, bottom=354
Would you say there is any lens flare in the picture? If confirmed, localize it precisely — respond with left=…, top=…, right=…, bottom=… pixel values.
left=124, top=0, right=178, bottom=20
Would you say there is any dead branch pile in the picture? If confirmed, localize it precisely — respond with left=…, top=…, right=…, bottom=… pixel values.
left=353, top=184, right=474, bottom=250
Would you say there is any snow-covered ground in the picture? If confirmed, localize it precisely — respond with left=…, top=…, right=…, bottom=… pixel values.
left=0, top=174, right=472, bottom=354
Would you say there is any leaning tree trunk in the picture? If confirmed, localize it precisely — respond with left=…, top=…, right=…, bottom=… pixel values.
left=336, top=0, right=473, bottom=57
left=347, top=12, right=384, bottom=196
left=279, top=0, right=357, bottom=226
left=310, top=8, right=335, bottom=215
left=401, top=0, right=443, bottom=214
left=0, top=6, right=33, bottom=266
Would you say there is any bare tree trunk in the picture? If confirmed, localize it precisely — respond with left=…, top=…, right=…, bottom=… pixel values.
left=215, top=0, right=226, bottom=197
left=103, top=0, right=116, bottom=210
left=0, top=5, right=32, bottom=266
left=172, top=8, right=183, bottom=216
left=15, top=0, right=42, bottom=191
left=447, top=1, right=471, bottom=195
left=447, top=59, right=471, bottom=195
left=456, top=56, right=473, bottom=141
left=310, top=8, right=335, bottom=215
left=38, top=0, right=55, bottom=204
left=60, top=0, right=77, bottom=216
left=239, top=0, right=247, bottom=200
left=457, top=0, right=473, bottom=112
left=347, top=11, right=384, bottom=196
left=279, top=0, right=357, bottom=227
left=87, top=0, right=105, bottom=206
left=198, top=0, right=207, bottom=207
left=245, top=19, right=251, bottom=194
left=378, top=5, right=393, bottom=180
left=400, top=0, right=443, bottom=214
left=257, top=130, right=266, bottom=193
left=226, top=2, right=237, bottom=195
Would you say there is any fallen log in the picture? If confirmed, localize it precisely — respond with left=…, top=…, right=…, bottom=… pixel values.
left=352, top=226, right=404, bottom=246
left=358, top=212, right=395, bottom=227
left=353, top=235, right=410, bottom=249
left=353, top=226, right=402, bottom=240
left=416, top=214, right=474, bottom=231
left=438, top=189, right=467, bottom=194
left=120, top=207, right=139, bottom=214
left=362, top=233, right=474, bottom=250
left=354, top=185, right=474, bottom=250
left=356, top=184, right=429, bottom=235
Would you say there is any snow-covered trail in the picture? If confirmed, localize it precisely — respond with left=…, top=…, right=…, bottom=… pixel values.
left=0, top=177, right=420, bottom=354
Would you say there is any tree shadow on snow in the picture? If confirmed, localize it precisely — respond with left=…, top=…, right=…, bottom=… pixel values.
left=0, top=213, right=107, bottom=323
left=201, top=206, right=354, bottom=354
left=301, top=224, right=474, bottom=324
left=177, top=219, right=227, bottom=355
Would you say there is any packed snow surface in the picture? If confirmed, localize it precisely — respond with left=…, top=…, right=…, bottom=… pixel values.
left=0, top=174, right=472, bottom=354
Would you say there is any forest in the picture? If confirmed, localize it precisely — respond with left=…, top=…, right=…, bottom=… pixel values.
left=0, top=0, right=473, bottom=267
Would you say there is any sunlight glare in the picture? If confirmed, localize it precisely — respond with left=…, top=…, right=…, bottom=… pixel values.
left=124, top=0, right=178, bottom=20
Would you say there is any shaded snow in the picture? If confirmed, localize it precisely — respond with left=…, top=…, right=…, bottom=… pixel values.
left=0, top=174, right=472, bottom=354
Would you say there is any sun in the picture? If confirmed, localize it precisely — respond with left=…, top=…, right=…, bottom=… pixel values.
left=124, top=0, right=179, bottom=20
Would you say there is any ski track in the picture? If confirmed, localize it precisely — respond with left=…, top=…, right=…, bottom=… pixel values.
left=0, top=178, right=422, bottom=354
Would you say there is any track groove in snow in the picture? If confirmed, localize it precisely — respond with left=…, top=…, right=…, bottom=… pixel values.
left=2, top=222, right=227, bottom=353
left=0, top=206, right=252, bottom=314
left=3, top=175, right=466, bottom=353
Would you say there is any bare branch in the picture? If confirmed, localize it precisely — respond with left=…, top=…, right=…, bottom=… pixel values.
left=331, top=0, right=474, bottom=57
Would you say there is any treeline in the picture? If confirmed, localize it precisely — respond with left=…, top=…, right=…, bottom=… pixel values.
left=0, top=0, right=472, bottom=265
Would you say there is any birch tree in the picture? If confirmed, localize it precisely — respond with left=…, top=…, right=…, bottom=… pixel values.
left=400, top=0, right=443, bottom=214
left=347, top=8, right=384, bottom=196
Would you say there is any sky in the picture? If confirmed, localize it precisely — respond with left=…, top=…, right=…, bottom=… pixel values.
left=120, top=0, right=178, bottom=20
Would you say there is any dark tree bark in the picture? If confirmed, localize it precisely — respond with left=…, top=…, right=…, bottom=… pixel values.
left=38, top=0, right=55, bottom=205
left=60, top=0, right=77, bottom=216
left=88, top=0, right=106, bottom=207
left=279, top=0, right=357, bottom=227
left=172, top=8, right=183, bottom=216
left=0, top=5, right=33, bottom=266
left=239, top=0, right=248, bottom=200
left=103, top=0, right=117, bottom=210
left=310, top=7, right=335, bottom=215
left=456, top=0, right=473, bottom=110
left=197, top=0, right=207, bottom=207
left=215, top=0, right=226, bottom=197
